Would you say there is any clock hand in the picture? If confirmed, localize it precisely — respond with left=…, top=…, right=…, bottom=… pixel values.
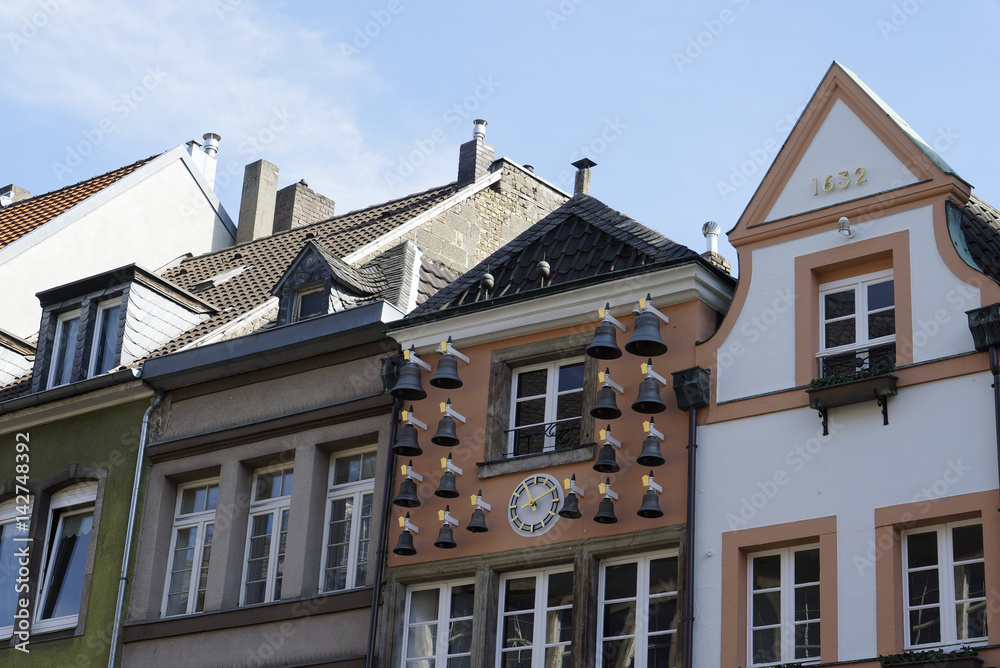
left=520, top=486, right=556, bottom=509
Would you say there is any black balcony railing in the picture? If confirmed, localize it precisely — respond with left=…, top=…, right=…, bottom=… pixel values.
left=506, top=419, right=582, bottom=457
left=819, top=342, right=896, bottom=378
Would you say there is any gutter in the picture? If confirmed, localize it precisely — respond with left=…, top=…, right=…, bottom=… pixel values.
left=109, top=390, right=164, bottom=668
left=0, top=367, right=141, bottom=415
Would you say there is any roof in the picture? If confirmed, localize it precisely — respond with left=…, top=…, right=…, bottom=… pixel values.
left=154, top=182, right=458, bottom=353
left=413, top=193, right=699, bottom=315
left=949, top=194, right=1000, bottom=284
left=0, top=157, right=155, bottom=250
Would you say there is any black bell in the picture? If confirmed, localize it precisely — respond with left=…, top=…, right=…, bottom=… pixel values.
left=392, top=423, right=423, bottom=457
left=434, top=523, right=457, bottom=549
left=393, top=529, right=416, bottom=556
left=586, top=321, right=623, bottom=359
left=594, top=496, right=618, bottom=524
left=390, top=361, right=427, bottom=401
left=637, top=489, right=664, bottom=518
left=591, top=385, right=622, bottom=420
left=625, top=311, right=667, bottom=357
left=636, top=434, right=665, bottom=467
left=466, top=507, right=488, bottom=532
left=632, top=377, right=666, bottom=414
left=431, top=414, right=460, bottom=447
left=593, top=443, right=620, bottom=473
left=430, top=353, right=463, bottom=389
left=393, top=477, right=421, bottom=508
left=559, top=491, right=581, bottom=519
left=435, top=470, right=460, bottom=498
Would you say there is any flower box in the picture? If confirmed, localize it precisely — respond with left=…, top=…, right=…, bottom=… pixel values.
left=806, top=373, right=897, bottom=411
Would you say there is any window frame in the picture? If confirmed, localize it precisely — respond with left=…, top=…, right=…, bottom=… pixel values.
left=901, top=519, right=987, bottom=649
left=0, top=497, right=29, bottom=640
left=47, top=309, right=82, bottom=388
left=507, top=358, right=586, bottom=458
left=240, top=464, right=294, bottom=607
left=746, top=545, right=821, bottom=667
left=33, top=481, right=98, bottom=634
left=596, top=550, right=680, bottom=668
left=818, top=269, right=894, bottom=357
left=320, top=447, right=377, bottom=593
left=292, top=284, right=327, bottom=321
left=161, top=479, right=218, bottom=618
left=402, top=579, right=476, bottom=668
left=495, top=566, right=574, bottom=668
left=88, top=298, right=122, bottom=377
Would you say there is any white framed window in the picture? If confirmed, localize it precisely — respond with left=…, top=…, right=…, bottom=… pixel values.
left=507, top=359, right=585, bottom=457
left=293, top=285, right=326, bottom=321
left=403, top=580, right=475, bottom=668
left=818, top=270, right=895, bottom=377
left=903, top=520, right=987, bottom=648
left=598, top=551, right=679, bottom=668
left=88, top=299, right=122, bottom=377
left=34, top=481, right=98, bottom=633
left=497, top=567, right=573, bottom=668
left=241, top=465, right=293, bottom=606
left=320, top=448, right=376, bottom=593
left=0, top=497, right=30, bottom=639
left=747, top=545, right=820, bottom=666
left=48, top=309, right=81, bottom=388
left=162, top=480, right=218, bottom=617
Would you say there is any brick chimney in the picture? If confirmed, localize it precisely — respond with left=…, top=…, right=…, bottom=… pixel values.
left=273, top=180, right=336, bottom=233
left=0, top=184, right=31, bottom=207
left=237, top=159, right=279, bottom=244
left=572, top=158, right=596, bottom=196
left=457, top=119, right=494, bottom=187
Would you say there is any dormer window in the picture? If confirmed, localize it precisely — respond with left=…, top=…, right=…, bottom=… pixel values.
left=293, top=285, right=327, bottom=321
left=90, top=299, right=122, bottom=376
left=49, top=310, right=81, bottom=387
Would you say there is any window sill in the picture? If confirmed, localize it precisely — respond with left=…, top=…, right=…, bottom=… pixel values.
left=477, top=443, right=595, bottom=479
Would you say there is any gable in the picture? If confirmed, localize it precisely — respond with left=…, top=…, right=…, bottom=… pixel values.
left=765, top=98, right=919, bottom=222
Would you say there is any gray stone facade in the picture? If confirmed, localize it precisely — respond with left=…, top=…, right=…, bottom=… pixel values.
left=273, top=181, right=337, bottom=233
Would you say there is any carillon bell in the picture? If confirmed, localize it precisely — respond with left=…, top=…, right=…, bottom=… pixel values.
left=636, top=434, right=665, bottom=467
left=432, top=415, right=460, bottom=447
left=392, top=423, right=423, bottom=457
left=430, top=353, right=463, bottom=389
left=593, top=443, right=620, bottom=473
left=637, top=489, right=664, bottom=518
left=591, top=386, right=622, bottom=420
left=625, top=310, right=667, bottom=357
left=632, top=377, right=666, bottom=414
left=390, top=361, right=427, bottom=401
left=434, top=523, right=457, bottom=549
left=466, top=508, right=489, bottom=533
left=392, top=477, right=421, bottom=508
left=586, top=321, right=622, bottom=359
left=559, top=492, right=581, bottom=519
left=393, top=529, right=416, bottom=556
left=435, top=470, right=460, bottom=498
left=594, top=496, right=618, bottom=524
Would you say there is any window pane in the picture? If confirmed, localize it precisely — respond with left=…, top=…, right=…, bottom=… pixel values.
left=451, top=583, right=475, bottom=618
left=197, top=524, right=212, bottom=612
left=907, top=532, right=938, bottom=568
left=869, top=309, right=895, bottom=339
left=552, top=419, right=581, bottom=451
left=604, top=562, right=637, bottom=599
left=448, top=658, right=472, bottom=668
left=824, top=290, right=855, bottom=319
left=505, top=577, right=536, bottom=612
left=752, top=591, right=780, bottom=626
left=556, top=392, right=582, bottom=421
left=165, top=526, right=196, bottom=615
left=409, top=588, right=439, bottom=623
left=517, top=369, right=548, bottom=398
left=41, top=511, right=93, bottom=619
left=361, top=452, right=378, bottom=481
left=954, top=562, right=986, bottom=599
left=868, top=280, right=894, bottom=310
left=545, top=645, right=573, bottom=668
left=547, top=608, right=573, bottom=643
left=648, top=596, right=678, bottom=633
left=52, top=316, right=80, bottom=386
left=795, top=621, right=821, bottom=658
left=181, top=487, right=206, bottom=515
left=649, top=557, right=678, bottom=594
left=557, top=363, right=585, bottom=392
left=504, top=613, right=535, bottom=646
left=406, top=622, right=437, bottom=659
left=256, top=472, right=279, bottom=500
left=515, top=398, right=546, bottom=427
left=449, top=618, right=473, bottom=653
left=909, top=607, right=941, bottom=645
left=244, top=514, right=272, bottom=604
left=92, top=303, right=121, bottom=375
left=548, top=571, right=573, bottom=607
left=751, top=627, right=780, bottom=664
left=0, top=523, right=19, bottom=626
left=502, top=649, right=532, bottom=667
left=752, top=554, right=780, bottom=590
left=825, top=319, right=856, bottom=348
left=206, top=485, right=218, bottom=511
left=512, top=429, right=545, bottom=456
left=956, top=600, right=987, bottom=639
left=795, top=585, right=820, bottom=621
left=335, top=454, right=362, bottom=485
left=297, top=289, right=326, bottom=320
left=647, top=633, right=673, bottom=668
left=908, top=569, right=940, bottom=606
left=952, top=524, right=984, bottom=562
left=601, top=639, right=634, bottom=668
left=603, top=601, right=636, bottom=638
left=794, top=549, right=819, bottom=584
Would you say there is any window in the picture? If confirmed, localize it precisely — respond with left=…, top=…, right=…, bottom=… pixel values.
left=241, top=465, right=293, bottom=606
left=598, top=553, right=679, bottom=668
left=162, top=480, right=217, bottom=617
left=0, top=498, right=29, bottom=639
left=89, top=299, right=122, bottom=377
left=818, top=270, right=894, bottom=377
left=497, top=568, right=573, bottom=668
left=321, top=449, right=376, bottom=592
left=293, top=285, right=327, bottom=321
left=903, top=521, right=986, bottom=648
left=747, top=546, right=820, bottom=666
left=48, top=310, right=81, bottom=388
left=403, top=581, right=475, bottom=668
left=35, top=482, right=97, bottom=633
left=508, top=360, right=584, bottom=457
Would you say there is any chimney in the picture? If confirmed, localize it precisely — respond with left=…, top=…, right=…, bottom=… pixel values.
left=457, top=119, right=494, bottom=187
left=273, top=179, right=336, bottom=233
left=572, top=158, right=596, bottom=196
left=186, top=133, right=221, bottom=191
left=237, top=159, right=279, bottom=244
left=0, top=184, right=31, bottom=208
left=701, top=221, right=731, bottom=274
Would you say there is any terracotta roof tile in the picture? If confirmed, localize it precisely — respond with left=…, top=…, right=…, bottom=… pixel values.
left=0, top=157, right=155, bottom=249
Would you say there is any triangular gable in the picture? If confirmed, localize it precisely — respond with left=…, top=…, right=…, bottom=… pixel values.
left=272, top=240, right=383, bottom=298
left=730, top=62, right=969, bottom=245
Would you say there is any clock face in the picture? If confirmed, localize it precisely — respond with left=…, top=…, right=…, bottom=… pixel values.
left=508, top=474, right=562, bottom=537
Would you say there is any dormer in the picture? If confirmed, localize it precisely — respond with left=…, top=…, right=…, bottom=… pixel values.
left=31, top=265, right=214, bottom=392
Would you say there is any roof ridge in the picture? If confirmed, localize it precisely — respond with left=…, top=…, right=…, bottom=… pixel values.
left=2, top=155, right=160, bottom=211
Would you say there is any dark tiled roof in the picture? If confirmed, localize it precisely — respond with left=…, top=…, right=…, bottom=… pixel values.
left=154, top=182, right=457, bottom=353
left=0, top=157, right=155, bottom=249
left=0, top=374, right=31, bottom=403
left=951, top=194, right=1000, bottom=284
left=416, top=258, right=457, bottom=306
left=309, top=240, right=386, bottom=296
left=415, top=194, right=698, bottom=313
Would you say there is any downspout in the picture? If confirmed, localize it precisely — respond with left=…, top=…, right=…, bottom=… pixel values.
left=683, top=406, right=698, bottom=668
left=108, top=390, right=163, bottom=668
left=991, top=347, right=1000, bottom=512
left=367, top=389, right=403, bottom=668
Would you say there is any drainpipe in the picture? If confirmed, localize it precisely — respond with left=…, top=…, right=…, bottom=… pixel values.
left=671, top=367, right=711, bottom=668
left=108, top=390, right=163, bottom=668
left=991, top=347, right=1000, bottom=512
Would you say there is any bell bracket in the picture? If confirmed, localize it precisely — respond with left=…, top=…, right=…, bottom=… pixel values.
left=403, top=346, right=433, bottom=372
left=598, top=303, right=627, bottom=332
left=641, top=360, right=668, bottom=386
left=438, top=336, right=471, bottom=364
left=642, top=472, right=663, bottom=493
left=599, top=426, right=622, bottom=448
left=564, top=475, right=586, bottom=497
left=398, top=513, right=420, bottom=533
left=599, top=369, right=624, bottom=393
left=599, top=478, right=619, bottom=500
left=638, top=294, right=670, bottom=325
left=440, top=400, right=467, bottom=423
left=401, top=461, right=424, bottom=482
left=402, top=407, right=428, bottom=431
left=470, top=491, right=492, bottom=511
left=438, top=506, right=460, bottom=527
left=643, top=420, right=664, bottom=441
left=441, top=455, right=463, bottom=476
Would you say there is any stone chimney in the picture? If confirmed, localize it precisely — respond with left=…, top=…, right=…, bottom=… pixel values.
left=273, top=180, right=336, bottom=233
left=701, top=221, right=731, bottom=274
left=572, top=158, right=596, bottom=196
left=0, top=184, right=31, bottom=207
left=237, top=159, right=279, bottom=244
left=457, top=119, right=494, bottom=187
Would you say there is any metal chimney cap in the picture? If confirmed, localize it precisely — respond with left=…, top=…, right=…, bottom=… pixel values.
left=702, top=221, right=721, bottom=237
left=202, top=133, right=221, bottom=157
left=472, top=119, right=488, bottom=141
left=572, top=158, right=597, bottom=170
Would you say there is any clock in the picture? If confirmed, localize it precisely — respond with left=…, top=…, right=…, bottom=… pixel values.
left=508, top=473, right=562, bottom=537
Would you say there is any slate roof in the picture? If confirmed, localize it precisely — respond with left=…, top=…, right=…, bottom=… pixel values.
left=414, top=193, right=699, bottom=315
left=154, top=182, right=457, bottom=353
left=0, top=157, right=155, bottom=249
left=950, top=194, right=1000, bottom=284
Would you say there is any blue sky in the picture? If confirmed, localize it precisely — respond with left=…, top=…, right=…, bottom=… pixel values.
left=1, top=1, right=998, bottom=269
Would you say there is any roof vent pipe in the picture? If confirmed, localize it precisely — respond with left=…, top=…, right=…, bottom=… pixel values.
left=202, top=133, right=221, bottom=158
left=702, top=221, right=721, bottom=254
left=472, top=119, right=487, bottom=141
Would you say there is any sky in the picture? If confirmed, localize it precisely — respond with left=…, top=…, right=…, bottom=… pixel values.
left=1, top=1, right=998, bottom=272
